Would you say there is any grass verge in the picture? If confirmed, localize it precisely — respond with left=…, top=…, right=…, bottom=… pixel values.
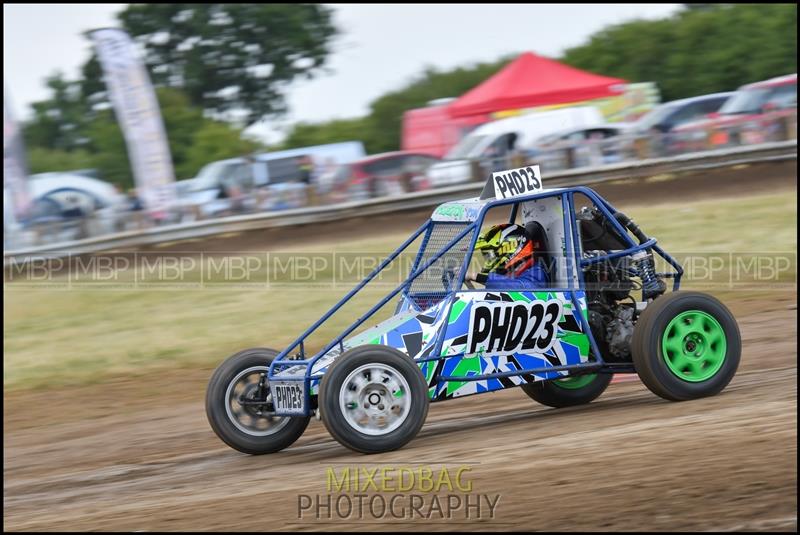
left=4, top=189, right=796, bottom=391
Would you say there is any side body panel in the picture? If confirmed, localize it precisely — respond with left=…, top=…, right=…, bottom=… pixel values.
left=287, top=289, right=592, bottom=400
left=420, top=290, right=591, bottom=401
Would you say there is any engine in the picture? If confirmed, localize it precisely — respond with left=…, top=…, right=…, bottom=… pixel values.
left=578, top=206, right=666, bottom=362
left=583, top=253, right=638, bottom=362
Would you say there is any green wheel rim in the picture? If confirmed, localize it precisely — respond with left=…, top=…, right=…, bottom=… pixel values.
left=552, top=374, right=597, bottom=390
left=661, top=310, right=727, bottom=382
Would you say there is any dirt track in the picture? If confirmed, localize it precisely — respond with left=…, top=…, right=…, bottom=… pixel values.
left=3, top=294, right=797, bottom=531
left=4, top=162, right=798, bottom=531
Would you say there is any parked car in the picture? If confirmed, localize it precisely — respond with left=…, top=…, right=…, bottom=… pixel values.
left=528, top=124, right=633, bottom=169
left=176, top=142, right=367, bottom=218
left=673, top=74, right=797, bottom=149
left=327, top=152, right=441, bottom=201
left=631, top=92, right=734, bottom=134
left=175, top=157, right=262, bottom=218
left=425, top=107, right=605, bottom=187
left=625, top=92, right=735, bottom=156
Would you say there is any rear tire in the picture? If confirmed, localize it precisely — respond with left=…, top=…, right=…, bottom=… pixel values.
left=631, top=291, right=741, bottom=401
left=521, top=373, right=612, bottom=408
left=206, top=348, right=310, bottom=454
left=319, top=345, right=429, bottom=454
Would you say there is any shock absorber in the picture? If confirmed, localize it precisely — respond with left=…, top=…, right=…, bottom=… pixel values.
left=613, top=210, right=665, bottom=300
left=632, top=250, right=665, bottom=300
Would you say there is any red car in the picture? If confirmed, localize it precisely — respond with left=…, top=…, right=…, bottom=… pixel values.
left=327, top=151, right=441, bottom=201
left=673, top=73, right=797, bottom=150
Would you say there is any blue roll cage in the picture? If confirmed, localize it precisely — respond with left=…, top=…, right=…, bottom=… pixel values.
left=268, top=186, right=684, bottom=411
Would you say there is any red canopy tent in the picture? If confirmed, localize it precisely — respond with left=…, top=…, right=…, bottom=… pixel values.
left=447, top=52, right=626, bottom=118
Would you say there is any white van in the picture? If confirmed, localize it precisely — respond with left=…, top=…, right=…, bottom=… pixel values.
left=176, top=141, right=366, bottom=217
left=426, top=107, right=605, bottom=187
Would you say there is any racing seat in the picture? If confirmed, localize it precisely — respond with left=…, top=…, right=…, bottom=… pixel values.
left=525, top=221, right=554, bottom=284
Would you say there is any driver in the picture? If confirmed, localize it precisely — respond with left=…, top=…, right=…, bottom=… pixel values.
left=465, top=224, right=549, bottom=290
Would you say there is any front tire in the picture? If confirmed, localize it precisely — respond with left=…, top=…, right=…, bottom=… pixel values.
left=631, top=291, right=741, bottom=401
left=206, top=348, right=310, bottom=454
left=319, top=345, right=429, bottom=454
left=521, top=373, right=613, bottom=408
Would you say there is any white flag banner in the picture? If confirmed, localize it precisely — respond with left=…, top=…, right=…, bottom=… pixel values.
left=90, top=28, right=176, bottom=214
left=3, top=90, right=32, bottom=223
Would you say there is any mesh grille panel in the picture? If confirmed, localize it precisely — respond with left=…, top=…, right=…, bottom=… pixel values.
left=406, top=223, right=474, bottom=309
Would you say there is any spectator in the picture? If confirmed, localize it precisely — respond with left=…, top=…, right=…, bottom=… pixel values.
left=225, top=183, right=246, bottom=214
left=242, top=154, right=258, bottom=192
left=127, top=188, right=144, bottom=212
left=297, top=154, right=318, bottom=206
left=316, top=157, right=339, bottom=199
left=126, top=188, right=147, bottom=229
left=297, top=154, right=314, bottom=185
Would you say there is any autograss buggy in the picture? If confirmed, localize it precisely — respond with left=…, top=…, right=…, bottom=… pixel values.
left=206, top=166, right=741, bottom=454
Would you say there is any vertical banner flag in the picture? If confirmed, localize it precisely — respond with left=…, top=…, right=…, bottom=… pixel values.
left=90, top=28, right=176, bottom=214
left=3, top=88, right=32, bottom=224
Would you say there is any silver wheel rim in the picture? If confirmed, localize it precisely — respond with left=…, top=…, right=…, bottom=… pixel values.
left=339, top=363, right=412, bottom=436
left=225, top=366, right=290, bottom=436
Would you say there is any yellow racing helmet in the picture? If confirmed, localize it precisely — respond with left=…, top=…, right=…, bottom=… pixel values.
left=474, top=224, right=535, bottom=277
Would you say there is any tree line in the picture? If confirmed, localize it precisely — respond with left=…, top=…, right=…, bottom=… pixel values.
left=20, top=3, right=797, bottom=189
left=21, top=4, right=338, bottom=189
left=282, top=3, right=796, bottom=154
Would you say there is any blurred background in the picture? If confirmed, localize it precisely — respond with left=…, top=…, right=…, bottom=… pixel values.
left=3, top=4, right=797, bottom=532
left=3, top=3, right=796, bottom=248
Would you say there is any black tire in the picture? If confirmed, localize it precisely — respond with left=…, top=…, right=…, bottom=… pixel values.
left=631, top=291, right=741, bottom=401
left=319, top=345, right=429, bottom=454
left=206, top=348, right=310, bottom=454
left=520, top=373, right=613, bottom=408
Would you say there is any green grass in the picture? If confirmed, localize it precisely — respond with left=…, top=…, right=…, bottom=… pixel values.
left=3, top=190, right=796, bottom=391
left=622, top=191, right=797, bottom=253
